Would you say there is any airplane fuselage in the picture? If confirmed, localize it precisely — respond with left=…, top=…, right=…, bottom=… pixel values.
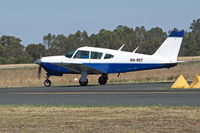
left=39, top=46, right=177, bottom=76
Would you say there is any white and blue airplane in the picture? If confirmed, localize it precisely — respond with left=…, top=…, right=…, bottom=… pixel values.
left=36, top=30, right=184, bottom=87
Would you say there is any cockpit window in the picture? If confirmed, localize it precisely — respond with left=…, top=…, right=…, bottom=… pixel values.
left=91, top=51, right=103, bottom=59
left=104, top=54, right=114, bottom=59
left=73, top=50, right=89, bottom=59
left=65, top=50, right=76, bottom=58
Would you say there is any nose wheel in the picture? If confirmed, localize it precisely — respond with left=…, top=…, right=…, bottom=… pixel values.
left=44, top=76, right=51, bottom=87
left=44, top=79, right=51, bottom=87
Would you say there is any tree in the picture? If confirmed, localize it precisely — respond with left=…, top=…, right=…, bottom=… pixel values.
left=190, top=19, right=200, bottom=32
left=141, top=27, right=166, bottom=54
left=0, top=35, right=32, bottom=64
left=0, top=35, right=22, bottom=47
left=43, top=33, right=56, bottom=48
left=180, top=19, right=200, bottom=56
left=26, top=44, right=45, bottom=61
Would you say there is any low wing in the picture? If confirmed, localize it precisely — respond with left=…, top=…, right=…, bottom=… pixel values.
left=54, top=63, right=104, bottom=74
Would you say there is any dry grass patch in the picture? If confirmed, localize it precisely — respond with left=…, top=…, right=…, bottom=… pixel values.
left=0, top=106, right=200, bottom=133
left=178, top=56, right=200, bottom=61
left=0, top=64, right=37, bottom=69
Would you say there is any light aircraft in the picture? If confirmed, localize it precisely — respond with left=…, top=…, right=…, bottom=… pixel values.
left=36, top=30, right=184, bottom=87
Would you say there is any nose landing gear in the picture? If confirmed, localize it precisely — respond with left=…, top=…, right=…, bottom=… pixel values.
left=44, top=76, right=51, bottom=87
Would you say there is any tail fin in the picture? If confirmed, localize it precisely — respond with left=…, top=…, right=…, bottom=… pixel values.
left=153, top=30, right=184, bottom=61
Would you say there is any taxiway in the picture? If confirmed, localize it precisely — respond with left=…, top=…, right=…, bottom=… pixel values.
left=0, top=82, right=200, bottom=106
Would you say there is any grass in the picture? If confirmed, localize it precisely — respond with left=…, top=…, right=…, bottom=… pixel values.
left=0, top=105, right=200, bottom=133
left=0, top=57, right=200, bottom=87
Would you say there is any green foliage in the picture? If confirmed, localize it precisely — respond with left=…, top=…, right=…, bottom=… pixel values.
left=26, top=44, right=45, bottom=61
left=190, top=19, right=200, bottom=32
left=14, top=56, right=33, bottom=64
left=180, top=19, right=200, bottom=56
left=1, top=19, right=200, bottom=64
left=42, top=25, right=167, bottom=55
left=0, top=35, right=33, bottom=64
left=196, top=51, right=200, bottom=56
left=0, top=57, right=6, bottom=64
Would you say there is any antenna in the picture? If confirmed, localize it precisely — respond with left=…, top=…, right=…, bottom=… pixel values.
left=118, top=44, right=125, bottom=51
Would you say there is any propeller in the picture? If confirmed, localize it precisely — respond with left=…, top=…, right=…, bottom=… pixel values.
left=38, top=64, right=42, bottom=79
left=35, top=59, right=42, bottom=79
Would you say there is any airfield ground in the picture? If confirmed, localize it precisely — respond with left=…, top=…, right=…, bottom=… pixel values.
left=0, top=57, right=200, bottom=133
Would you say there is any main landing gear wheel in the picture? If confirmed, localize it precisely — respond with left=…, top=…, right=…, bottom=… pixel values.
left=79, top=78, right=88, bottom=86
left=98, top=75, right=108, bottom=85
left=44, top=79, right=51, bottom=87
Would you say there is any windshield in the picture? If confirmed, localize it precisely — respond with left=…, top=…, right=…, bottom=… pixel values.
left=65, top=50, right=76, bottom=58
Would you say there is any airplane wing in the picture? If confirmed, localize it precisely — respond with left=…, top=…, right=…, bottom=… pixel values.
left=54, top=63, right=104, bottom=74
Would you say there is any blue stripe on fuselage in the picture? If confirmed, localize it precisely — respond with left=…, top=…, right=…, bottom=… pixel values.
left=84, top=63, right=177, bottom=73
left=41, top=62, right=177, bottom=75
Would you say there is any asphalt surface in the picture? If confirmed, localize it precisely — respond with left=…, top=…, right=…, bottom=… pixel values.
left=0, top=82, right=200, bottom=106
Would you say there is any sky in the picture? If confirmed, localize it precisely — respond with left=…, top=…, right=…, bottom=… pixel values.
left=0, top=0, right=200, bottom=45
